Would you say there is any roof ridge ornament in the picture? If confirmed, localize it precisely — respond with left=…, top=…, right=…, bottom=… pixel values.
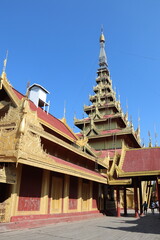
left=2, top=50, right=8, bottom=73
left=1, top=50, right=8, bottom=80
left=148, top=131, right=152, bottom=147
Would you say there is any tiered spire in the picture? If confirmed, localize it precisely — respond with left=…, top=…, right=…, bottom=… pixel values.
left=74, top=29, right=141, bottom=150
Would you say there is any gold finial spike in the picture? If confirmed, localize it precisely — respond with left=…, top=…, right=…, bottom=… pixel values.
left=101, top=24, right=104, bottom=34
left=61, top=101, right=67, bottom=124
left=126, top=99, right=128, bottom=112
left=26, top=81, right=30, bottom=98
left=2, top=50, right=8, bottom=73
left=148, top=131, right=152, bottom=147
left=63, top=101, right=66, bottom=119
left=154, top=125, right=158, bottom=147
left=100, top=25, right=105, bottom=42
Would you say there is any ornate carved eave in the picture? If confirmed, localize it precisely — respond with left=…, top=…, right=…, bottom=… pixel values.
left=18, top=155, right=107, bottom=184
left=108, top=151, right=121, bottom=179
left=0, top=96, right=108, bottom=178
left=117, top=141, right=128, bottom=174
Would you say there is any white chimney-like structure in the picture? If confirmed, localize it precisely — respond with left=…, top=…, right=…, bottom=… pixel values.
left=28, top=83, right=50, bottom=112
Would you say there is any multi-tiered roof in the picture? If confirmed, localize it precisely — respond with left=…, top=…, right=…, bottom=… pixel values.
left=74, top=31, right=141, bottom=160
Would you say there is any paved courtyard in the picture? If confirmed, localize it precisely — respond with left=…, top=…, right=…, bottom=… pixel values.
left=0, top=210, right=160, bottom=240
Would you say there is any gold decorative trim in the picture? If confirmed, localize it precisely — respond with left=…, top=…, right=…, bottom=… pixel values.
left=76, top=137, right=88, bottom=147
left=119, top=170, right=160, bottom=177
left=108, top=179, right=132, bottom=185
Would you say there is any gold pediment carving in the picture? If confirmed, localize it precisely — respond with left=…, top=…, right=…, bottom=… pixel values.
left=0, top=128, right=17, bottom=153
left=17, top=130, right=52, bottom=162
left=0, top=106, right=20, bottom=125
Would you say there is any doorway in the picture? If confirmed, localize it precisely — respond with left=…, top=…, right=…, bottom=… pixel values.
left=0, top=183, right=11, bottom=222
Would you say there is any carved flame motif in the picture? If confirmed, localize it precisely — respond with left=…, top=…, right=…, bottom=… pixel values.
left=18, top=130, right=49, bottom=160
left=0, top=106, right=20, bottom=124
left=0, top=128, right=17, bottom=152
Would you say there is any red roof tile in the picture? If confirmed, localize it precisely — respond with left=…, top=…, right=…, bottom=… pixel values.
left=12, top=88, right=77, bottom=141
left=13, top=88, right=24, bottom=100
left=122, top=148, right=160, bottom=172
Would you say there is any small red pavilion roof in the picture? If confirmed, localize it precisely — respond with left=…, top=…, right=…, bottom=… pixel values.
left=119, top=147, right=160, bottom=176
left=12, top=88, right=77, bottom=141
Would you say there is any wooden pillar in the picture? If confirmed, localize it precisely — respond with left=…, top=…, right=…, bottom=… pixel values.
left=63, top=175, right=69, bottom=213
left=10, top=164, right=22, bottom=218
left=40, top=169, right=50, bottom=214
left=134, top=180, right=139, bottom=218
left=139, top=180, right=143, bottom=215
left=77, top=178, right=82, bottom=212
left=116, top=187, right=121, bottom=217
left=123, top=187, right=127, bottom=216
left=89, top=181, right=93, bottom=211
left=98, top=184, right=102, bottom=211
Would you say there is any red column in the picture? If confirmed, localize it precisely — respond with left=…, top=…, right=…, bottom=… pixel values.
left=139, top=181, right=143, bottom=215
left=116, top=188, right=121, bottom=217
left=123, top=187, right=127, bottom=216
left=134, top=181, right=139, bottom=218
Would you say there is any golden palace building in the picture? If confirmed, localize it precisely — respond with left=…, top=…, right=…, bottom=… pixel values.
left=0, top=31, right=160, bottom=224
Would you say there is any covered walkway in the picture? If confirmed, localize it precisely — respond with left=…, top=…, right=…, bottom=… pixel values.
left=115, top=147, right=160, bottom=218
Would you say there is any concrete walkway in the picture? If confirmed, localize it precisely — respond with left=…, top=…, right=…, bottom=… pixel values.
left=0, top=210, right=160, bottom=240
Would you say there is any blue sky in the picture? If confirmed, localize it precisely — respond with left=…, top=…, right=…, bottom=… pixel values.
left=0, top=0, right=160, bottom=147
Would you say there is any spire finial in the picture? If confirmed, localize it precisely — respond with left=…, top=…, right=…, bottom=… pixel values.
left=61, top=101, right=67, bottom=124
left=63, top=100, right=66, bottom=119
left=26, top=81, right=30, bottom=98
left=101, top=24, right=104, bottom=34
left=148, top=131, right=152, bottom=147
left=100, top=25, right=105, bottom=42
left=154, top=125, right=158, bottom=147
left=99, top=27, right=107, bottom=67
left=2, top=50, right=8, bottom=73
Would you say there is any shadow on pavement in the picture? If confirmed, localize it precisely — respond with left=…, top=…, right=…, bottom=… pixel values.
left=98, top=212, right=160, bottom=235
